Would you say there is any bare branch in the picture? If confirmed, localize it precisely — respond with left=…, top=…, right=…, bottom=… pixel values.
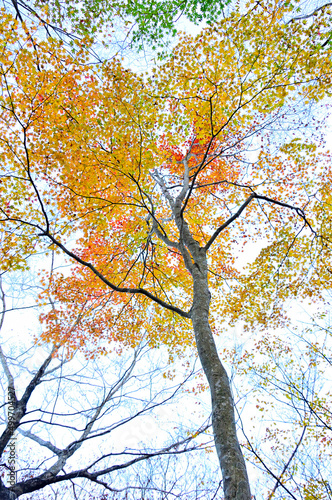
left=205, top=194, right=255, bottom=251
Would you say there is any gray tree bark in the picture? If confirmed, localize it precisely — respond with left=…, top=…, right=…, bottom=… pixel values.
left=190, top=257, right=251, bottom=500
left=0, top=480, right=17, bottom=500
left=152, top=178, right=252, bottom=499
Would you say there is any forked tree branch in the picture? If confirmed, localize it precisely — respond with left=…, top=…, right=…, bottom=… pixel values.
left=205, top=192, right=317, bottom=252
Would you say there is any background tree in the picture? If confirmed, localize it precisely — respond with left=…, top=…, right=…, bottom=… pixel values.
left=0, top=1, right=332, bottom=498
left=0, top=275, right=215, bottom=499
left=222, top=315, right=332, bottom=499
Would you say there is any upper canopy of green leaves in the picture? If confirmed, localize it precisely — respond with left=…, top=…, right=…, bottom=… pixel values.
left=29, top=0, right=231, bottom=48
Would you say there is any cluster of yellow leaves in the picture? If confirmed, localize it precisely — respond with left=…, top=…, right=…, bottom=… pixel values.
left=0, top=0, right=331, bottom=353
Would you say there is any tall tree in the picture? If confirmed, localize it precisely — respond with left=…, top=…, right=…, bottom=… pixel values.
left=0, top=1, right=332, bottom=498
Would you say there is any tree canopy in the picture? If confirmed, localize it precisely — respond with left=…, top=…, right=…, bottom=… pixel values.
left=1, top=0, right=332, bottom=498
left=13, top=0, right=231, bottom=48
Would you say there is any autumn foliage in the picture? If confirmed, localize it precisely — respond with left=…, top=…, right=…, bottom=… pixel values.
left=1, top=1, right=332, bottom=496
left=0, top=3, right=331, bottom=348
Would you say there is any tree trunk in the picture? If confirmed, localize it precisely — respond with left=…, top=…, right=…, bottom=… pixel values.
left=190, top=260, right=251, bottom=500
left=0, top=479, right=17, bottom=500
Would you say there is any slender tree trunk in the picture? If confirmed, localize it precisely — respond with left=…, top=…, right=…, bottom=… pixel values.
left=155, top=172, right=251, bottom=498
left=0, top=479, right=17, bottom=500
left=190, top=259, right=251, bottom=500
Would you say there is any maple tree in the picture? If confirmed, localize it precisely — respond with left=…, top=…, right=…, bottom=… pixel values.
left=1, top=1, right=332, bottom=498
